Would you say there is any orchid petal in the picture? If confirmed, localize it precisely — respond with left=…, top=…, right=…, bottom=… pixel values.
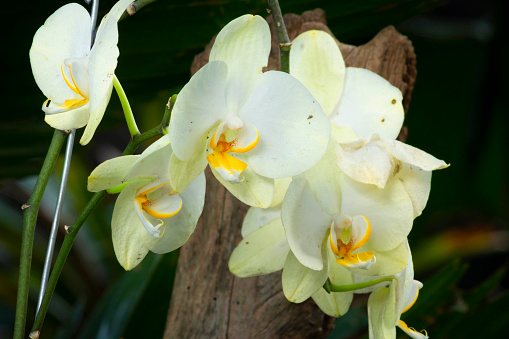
left=397, top=319, right=428, bottom=339
left=340, top=173, right=414, bottom=252
left=141, top=191, right=182, bottom=219
left=111, top=180, right=151, bottom=270
left=282, top=178, right=332, bottom=270
left=368, top=282, right=397, bottom=339
left=210, top=14, right=270, bottom=113
left=30, top=3, right=91, bottom=103
left=394, top=241, right=415, bottom=320
left=169, top=151, right=209, bottom=194
left=241, top=205, right=282, bottom=237
left=337, top=138, right=395, bottom=189
left=169, top=61, right=228, bottom=161
left=395, top=164, right=432, bottom=218
left=140, top=172, right=206, bottom=253
left=125, top=135, right=172, bottom=182
left=331, top=67, right=404, bottom=140
left=239, top=71, right=330, bottom=178
left=304, top=140, right=342, bottom=216
left=270, top=177, right=292, bottom=207
left=211, top=166, right=275, bottom=208
left=229, top=218, right=289, bottom=277
left=311, top=288, right=352, bottom=318
left=81, top=0, right=133, bottom=145
left=290, top=30, right=345, bottom=116
left=44, top=103, right=90, bottom=130
left=313, top=246, right=354, bottom=317
left=88, top=155, right=139, bottom=192
left=282, top=248, right=328, bottom=303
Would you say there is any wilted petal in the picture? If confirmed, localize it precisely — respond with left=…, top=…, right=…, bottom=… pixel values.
left=331, top=67, right=404, bottom=140
left=210, top=14, right=270, bottom=113
left=290, top=30, right=345, bottom=116
left=337, top=139, right=395, bottom=189
left=378, top=135, right=449, bottom=171
left=239, top=71, right=330, bottom=179
left=229, top=218, right=289, bottom=277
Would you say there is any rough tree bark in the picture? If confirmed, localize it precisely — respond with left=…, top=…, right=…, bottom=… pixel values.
left=164, top=9, right=417, bottom=339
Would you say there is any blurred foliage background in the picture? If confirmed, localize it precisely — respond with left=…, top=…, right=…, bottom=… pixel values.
left=1, top=0, right=508, bottom=338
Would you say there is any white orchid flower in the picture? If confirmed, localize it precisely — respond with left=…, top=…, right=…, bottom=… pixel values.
left=30, top=0, right=132, bottom=145
left=368, top=243, right=429, bottom=339
left=88, top=135, right=206, bottom=270
left=168, top=15, right=330, bottom=208
left=230, top=143, right=411, bottom=308
left=290, top=30, right=448, bottom=215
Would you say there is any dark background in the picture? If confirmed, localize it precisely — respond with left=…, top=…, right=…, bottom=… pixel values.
left=1, top=0, right=507, bottom=337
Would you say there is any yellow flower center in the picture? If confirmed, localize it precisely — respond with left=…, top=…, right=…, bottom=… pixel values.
left=206, top=121, right=259, bottom=183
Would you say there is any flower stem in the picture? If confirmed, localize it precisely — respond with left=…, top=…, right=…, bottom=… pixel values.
left=113, top=74, right=140, bottom=138
left=268, top=0, right=291, bottom=73
left=323, top=276, right=395, bottom=293
left=31, top=95, right=177, bottom=334
left=14, top=129, right=68, bottom=339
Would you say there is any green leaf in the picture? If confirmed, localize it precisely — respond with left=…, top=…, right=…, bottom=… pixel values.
left=77, top=252, right=163, bottom=339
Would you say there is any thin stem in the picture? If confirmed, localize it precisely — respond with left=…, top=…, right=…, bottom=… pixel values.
left=323, top=276, right=395, bottom=293
left=268, top=0, right=291, bottom=73
left=120, top=0, right=159, bottom=21
left=113, top=74, right=140, bottom=138
left=31, top=95, right=177, bottom=334
left=14, top=129, right=68, bottom=339
left=36, top=130, right=76, bottom=314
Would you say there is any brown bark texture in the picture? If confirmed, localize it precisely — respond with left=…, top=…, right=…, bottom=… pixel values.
left=164, top=9, right=417, bottom=339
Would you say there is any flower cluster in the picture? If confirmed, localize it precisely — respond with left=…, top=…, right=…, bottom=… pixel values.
left=228, top=30, right=448, bottom=339
left=31, top=2, right=447, bottom=337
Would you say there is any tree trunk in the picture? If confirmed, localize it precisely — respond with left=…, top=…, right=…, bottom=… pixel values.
left=164, top=9, right=417, bottom=339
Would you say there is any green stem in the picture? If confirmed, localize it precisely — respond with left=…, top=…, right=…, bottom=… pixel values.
left=31, top=95, right=177, bottom=334
left=323, top=276, right=395, bottom=293
left=14, top=129, right=68, bottom=339
left=113, top=74, right=140, bottom=138
left=268, top=0, right=291, bottom=73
